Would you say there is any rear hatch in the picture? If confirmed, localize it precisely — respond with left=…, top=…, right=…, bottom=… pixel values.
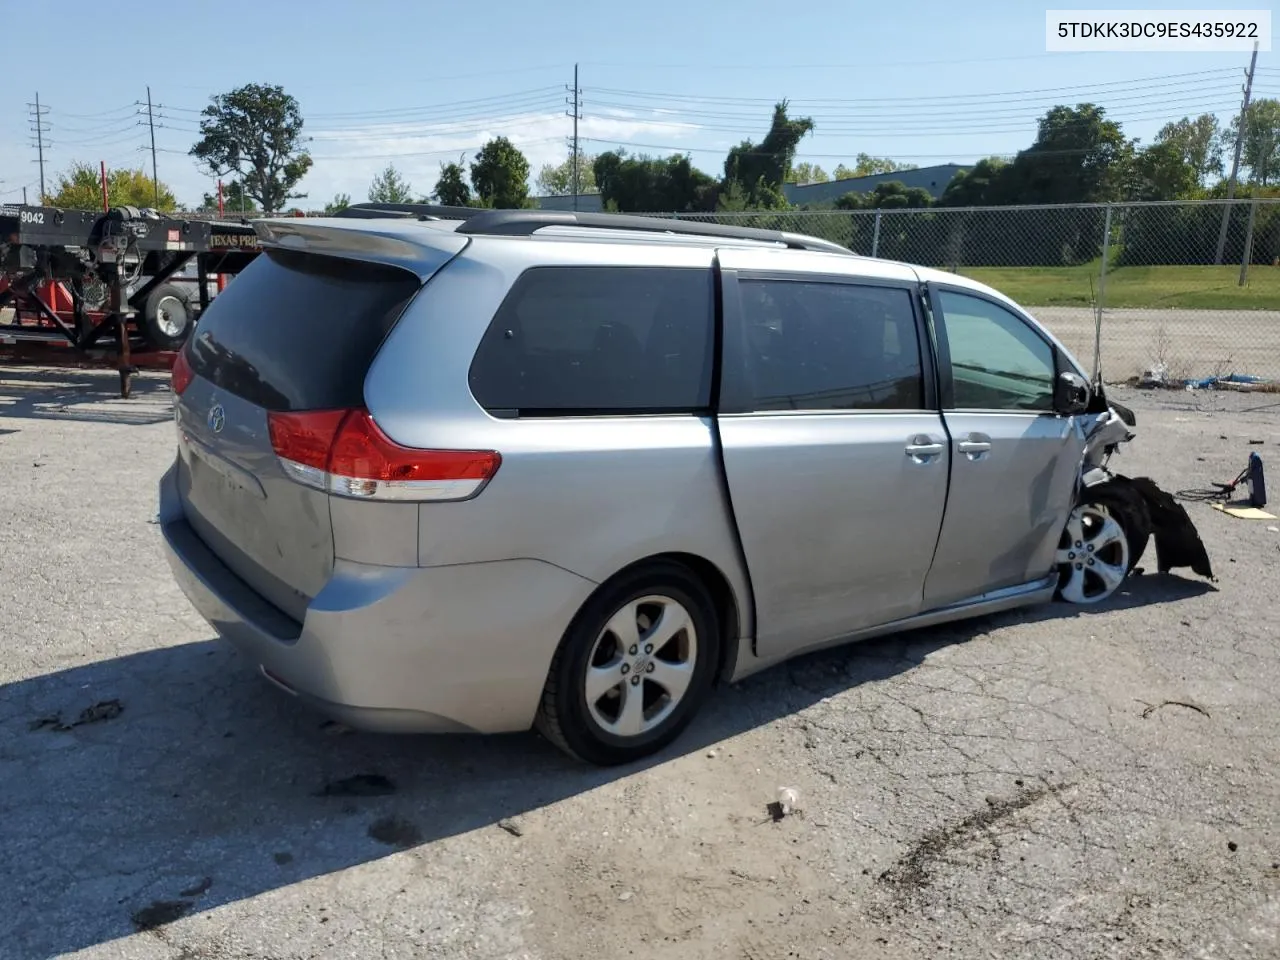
left=173, top=246, right=428, bottom=621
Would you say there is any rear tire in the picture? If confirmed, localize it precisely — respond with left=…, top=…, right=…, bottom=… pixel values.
left=535, top=561, right=720, bottom=766
left=142, top=283, right=193, bottom=350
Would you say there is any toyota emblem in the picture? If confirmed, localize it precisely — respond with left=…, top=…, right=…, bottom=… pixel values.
left=207, top=403, right=226, bottom=434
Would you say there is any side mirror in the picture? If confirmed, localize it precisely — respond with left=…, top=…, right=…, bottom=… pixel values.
left=1055, top=370, right=1091, bottom=415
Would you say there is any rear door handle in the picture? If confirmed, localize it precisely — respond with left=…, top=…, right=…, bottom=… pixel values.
left=957, top=434, right=993, bottom=460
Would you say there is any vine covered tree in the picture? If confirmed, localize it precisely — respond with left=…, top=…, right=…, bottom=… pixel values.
left=190, top=82, right=313, bottom=213
left=433, top=160, right=472, bottom=206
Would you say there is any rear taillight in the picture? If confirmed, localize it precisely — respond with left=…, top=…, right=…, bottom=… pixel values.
left=171, top=350, right=194, bottom=395
left=267, top=408, right=500, bottom=502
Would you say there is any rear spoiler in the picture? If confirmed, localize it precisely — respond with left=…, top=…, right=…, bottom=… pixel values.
left=251, top=218, right=469, bottom=280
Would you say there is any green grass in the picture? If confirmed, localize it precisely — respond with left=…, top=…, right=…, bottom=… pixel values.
left=957, top=264, right=1280, bottom=310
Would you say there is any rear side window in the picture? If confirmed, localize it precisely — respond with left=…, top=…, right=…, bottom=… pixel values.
left=185, top=249, right=421, bottom=411
left=738, top=279, right=924, bottom=411
left=468, top=266, right=714, bottom=416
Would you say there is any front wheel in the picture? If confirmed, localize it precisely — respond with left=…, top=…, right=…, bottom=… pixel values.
left=1055, top=485, right=1150, bottom=604
left=535, top=561, right=720, bottom=766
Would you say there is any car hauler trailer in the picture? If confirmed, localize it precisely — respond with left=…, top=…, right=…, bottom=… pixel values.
left=0, top=203, right=259, bottom=397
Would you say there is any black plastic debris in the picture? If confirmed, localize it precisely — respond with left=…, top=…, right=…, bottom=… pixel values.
left=1124, top=476, right=1214, bottom=579
left=313, top=774, right=396, bottom=797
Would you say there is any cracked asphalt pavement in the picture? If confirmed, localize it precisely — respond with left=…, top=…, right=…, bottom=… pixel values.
left=2, top=366, right=1278, bottom=959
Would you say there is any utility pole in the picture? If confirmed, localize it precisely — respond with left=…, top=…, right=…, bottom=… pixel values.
left=146, top=86, right=160, bottom=206
left=565, top=64, right=583, bottom=210
left=27, top=92, right=50, bottom=202
left=1214, top=41, right=1259, bottom=265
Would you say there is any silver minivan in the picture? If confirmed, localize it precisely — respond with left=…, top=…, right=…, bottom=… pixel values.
left=159, top=206, right=1155, bottom=765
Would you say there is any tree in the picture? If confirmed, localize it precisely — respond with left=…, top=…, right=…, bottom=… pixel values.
left=833, top=154, right=918, bottom=180
left=470, top=137, right=531, bottom=209
left=1156, top=114, right=1223, bottom=185
left=593, top=150, right=718, bottom=212
left=836, top=181, right=933, bottom=209
left=723, top=101, right=814, bottom=207
left=200, top=179, right=258, bottom=213
left=1130, top=140, right=1200, bottom=201
left=433, top=161, right=472, bottom=206
left=1225, top=98, right=1280, bottom=187
left=788, top=162, right=829, bottom=184
left=937, top=157, right=1009, bottom=206
left=368, top=164, right=415, bottom=203
left=190, top=82, right=313, bottom=213
left=535, top=149, right=598, bottom=196
left=324, top=193, right=351, bottom=214
left=981, top=103, right=1131, bottom=206
left=47, top=162, right=177, bottom=211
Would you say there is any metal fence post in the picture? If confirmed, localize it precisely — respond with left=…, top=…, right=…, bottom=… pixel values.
left=871, top=211, right=882, bottom=258
left=1239, top=198, right=1259, bottom=287
left=1093, top=203, right=1113, bottom=384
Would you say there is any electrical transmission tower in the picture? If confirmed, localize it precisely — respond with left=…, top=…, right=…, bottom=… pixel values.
left=27, top=93, right=50, bottom=203
left=565, top=64, right=583, bottom=210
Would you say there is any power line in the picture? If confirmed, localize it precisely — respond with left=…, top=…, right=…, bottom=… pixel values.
left=154, top=86, right=568, bottom=124
left=585, top=81, right=1244, bottom=123
left=587, top=68, right=1241, bottom=107
left=51, top=103, right=139, bottom=121
left=308, top=136, right=565, bottom=162
left=614, top=99, right=1245, bottom=139
left=578, top=51, right=1100, bottom=71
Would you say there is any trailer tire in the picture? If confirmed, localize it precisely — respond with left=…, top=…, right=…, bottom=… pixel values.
left=142, top=283, right=193, bottom=350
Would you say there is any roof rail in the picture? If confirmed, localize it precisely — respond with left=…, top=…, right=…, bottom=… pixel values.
left=454, top=210, right=852, bottom=255
left=333, top=202, right=482, bottom=221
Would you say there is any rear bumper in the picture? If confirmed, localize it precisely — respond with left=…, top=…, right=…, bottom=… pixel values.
left=158, top=460, right=595, bottom=734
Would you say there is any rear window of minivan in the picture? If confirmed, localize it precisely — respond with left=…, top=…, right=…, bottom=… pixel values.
left=468, top=265, right=714, bottom=416
left=185, top=249, right=421, bottom=411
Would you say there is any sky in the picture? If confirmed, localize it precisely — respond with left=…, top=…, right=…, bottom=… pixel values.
left=1, top=0, right=1276, bottom=209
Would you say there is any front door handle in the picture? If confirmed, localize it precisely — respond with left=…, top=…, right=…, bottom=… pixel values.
left=957, top=433, right=992, bottom=460
left=906, top=436, right=945, bottom=461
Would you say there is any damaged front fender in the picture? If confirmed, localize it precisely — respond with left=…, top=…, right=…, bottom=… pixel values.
left=1074, top=396, right=1212, bottom=581
left=1110, top=475, right=1214, bottom=580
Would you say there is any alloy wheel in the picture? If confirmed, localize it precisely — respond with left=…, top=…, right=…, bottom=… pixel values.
left=584, top=595, right=698, bottom=738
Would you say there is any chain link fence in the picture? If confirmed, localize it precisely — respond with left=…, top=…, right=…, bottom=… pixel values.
left=180, top=198, right=1280, bottom=387
left=662, top=200, right=1280, bottom=387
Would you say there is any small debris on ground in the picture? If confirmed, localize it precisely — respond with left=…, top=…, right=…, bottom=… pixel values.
left=768, top=786, right=802, bottom=821
left=497, top=818, right=524, bottom=838
left=131, top=900, right=191, bottom=931
left=1227, top=841, right=1239, bottom=852
left=1140, top=700, right=1211, bottom=720
left=29, top=699, right=124, bottom=732
left=368, top=815, right=422, bottom=848
left=618, top=890, right=634, bottom=902
left=314, top=774, right=396, bottom=797
left=178, top=877, right=212, bottom=898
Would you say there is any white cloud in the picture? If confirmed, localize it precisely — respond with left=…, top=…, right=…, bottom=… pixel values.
left=297, top=109, right=702, bottom=205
